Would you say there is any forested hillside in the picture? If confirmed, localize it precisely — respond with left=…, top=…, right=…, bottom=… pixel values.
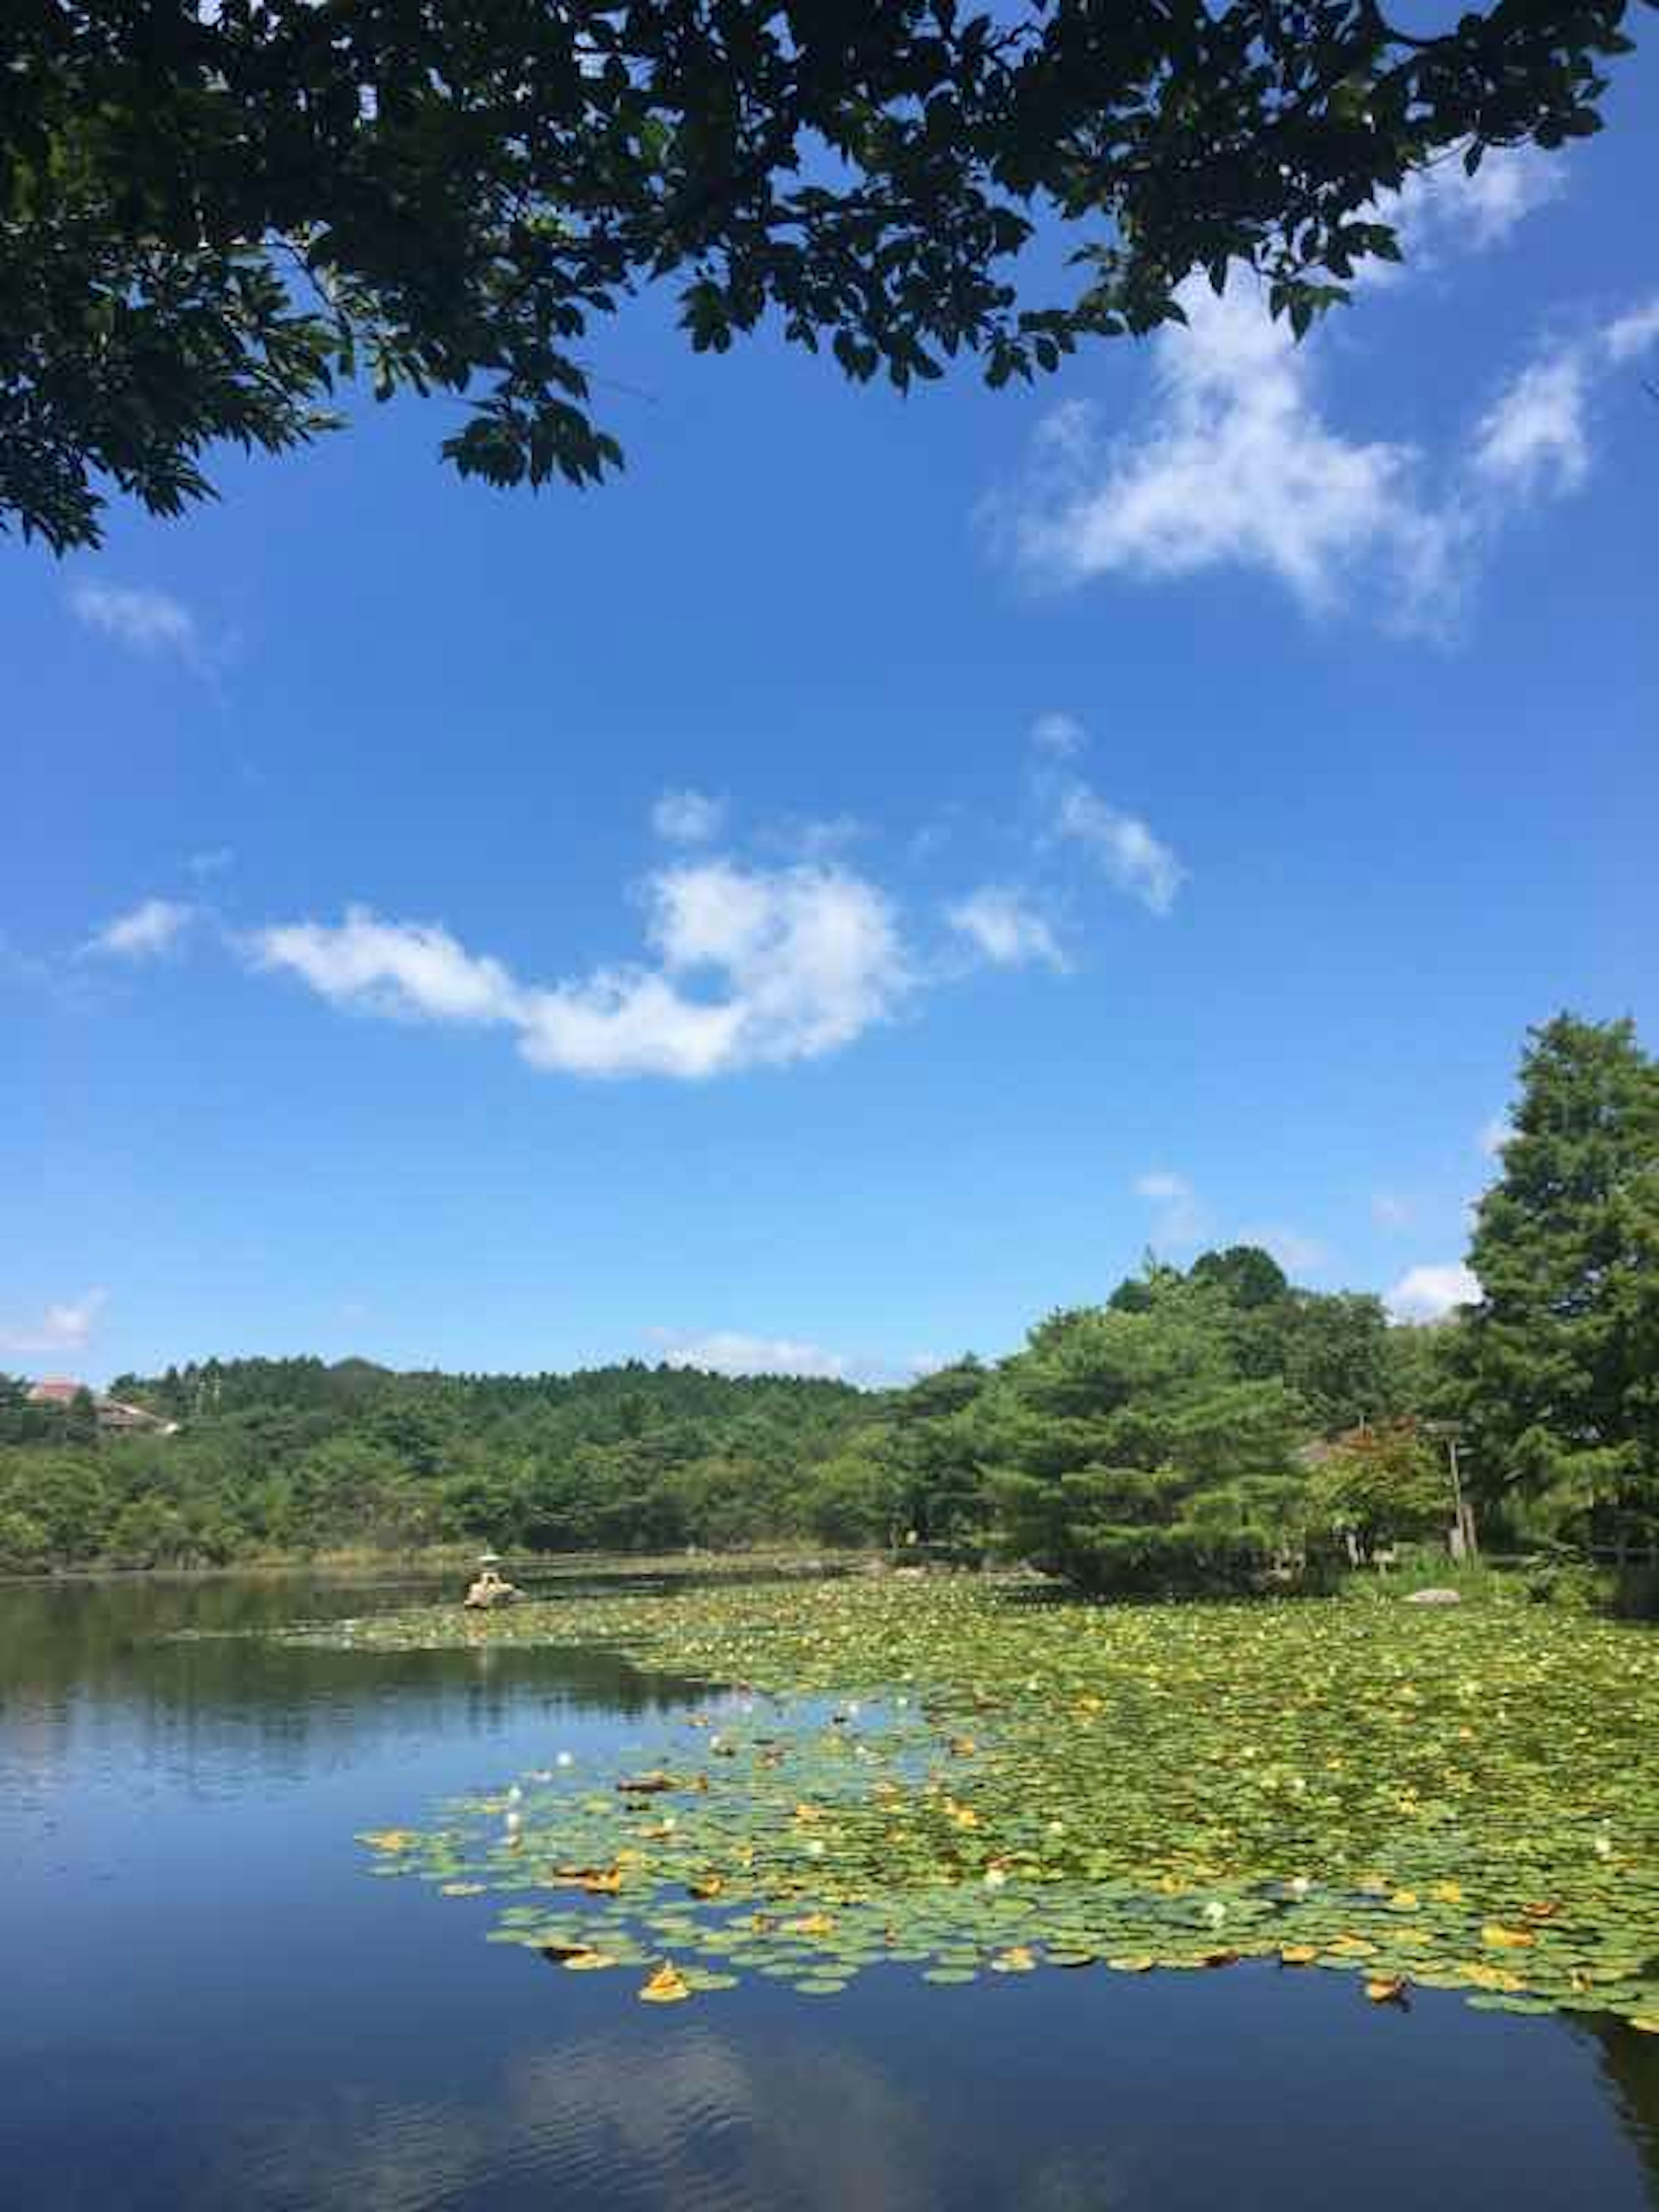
left=0, top=1260, right=1431, bottom=1576
left=4, top=1012, right=1653, bottom=1586
left=0, top=1359, right=871, bottom=1569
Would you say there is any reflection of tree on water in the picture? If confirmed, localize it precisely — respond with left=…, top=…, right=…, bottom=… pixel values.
left=0, top=1573, right=708, bottom=1702
left=1578, top=2015, right=1659, bottom=2206
left=0, top=1576, right=709, bottom=1808
left=209, top=2026, right=937, bottom=2212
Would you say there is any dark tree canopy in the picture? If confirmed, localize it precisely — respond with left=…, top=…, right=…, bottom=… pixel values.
left=3, top=0, right=1643, bottom=550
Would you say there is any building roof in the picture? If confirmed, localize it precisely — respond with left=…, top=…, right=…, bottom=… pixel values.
left=99, top=1399, right=163, bottom=1430
left=26, top=1377, right=87, bottom=1405
left=24, top=1379, right=177, bottom=1433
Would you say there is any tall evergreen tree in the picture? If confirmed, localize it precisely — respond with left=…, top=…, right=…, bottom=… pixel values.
left=1457, top=1015, right=1659, bottom=1557
left=979, top=1278, right=1305, bottom=1593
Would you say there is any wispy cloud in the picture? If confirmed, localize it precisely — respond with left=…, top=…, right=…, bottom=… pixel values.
left=68, top=581, right=201, bottom=663
left=1023, top=712, right=1186, bottom=917
left=83, top=898, right=197, bottom=961
left=1028, top=710, right=1087, bottom=760
left=760, top=813, right=870, bottom=862
left=1130, top=1175, right=1327, bottom=1278
left=651, top=788, right=727, bottom=845
left=187, top=848, right=235, bottom=880
left=1049, top=779, right=1185, bottom=916
left=1387, top=1261, right=1479, bottom=1323
left=0, top=1288, right=108, bottom=1357
left=250, top=909, right=522, bottom=1026
left=188, top=727, right=1189, bottom=1081
left=991, top=276, right=1460, bottom=629
left=647, top=1328, right=854, bottom=1381
left=248, top=860, right=914, bottom=1081
left=945, top=885, right=1066, bottom=971
left=1472, top=295, right=1659, bottom=505
left=1472, top=350, right=1591, bottom=498
left=1371, top=1191, right=1417, bottom=1230
left=1239, top=1224, right=1327, bottom=1276
left=1605, top=296, right=1659, bottom=367
left=1134, top=1170, right=1208, bottom=1252
left=995, top=151, right=1574, bottom=624
left=986, top=153, right=1658, bottom=639
left=1388, top=144, right=1567, bottom=261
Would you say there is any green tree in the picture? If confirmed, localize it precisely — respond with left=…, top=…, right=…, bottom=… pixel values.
left=1309, top=1419, right=1448, bottom=1560
left=4, top=0, right=1638, bottom=551
left=0, top=1506, right=50, bottom=1573
left=1455, top=1015, right=1659, bottom=1560
left=105, top=1494, right=193, bottom=1568
left=800, top=1433, right=903, bottom=1547
left=1378, top=1320, right=1454, bottom=1425
left=62, top=1386, right=99, bottom=1447
left=982, top=1279, right=1305, bottom=1592
left=1189, top=1244, right=1290, bottom=1309
left=880, top=1359, right=990, bottom=1545
left=1276, top=1290, right=1397, bottom=1433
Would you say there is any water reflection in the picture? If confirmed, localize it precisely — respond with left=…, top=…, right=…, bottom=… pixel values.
left=225, top=2028, right=938, bottom=2212
left=3, top=1574, right=1658, bottom=2212
left=1582, top=2017, right=1659, bottom=2207
left=0, top=1574, right=710, bottom=1821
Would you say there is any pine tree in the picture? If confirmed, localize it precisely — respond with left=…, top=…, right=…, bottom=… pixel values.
left=979, top=1278, right=1305, bottom=1593
left=1458, top=1015, right=1659, bottom=1558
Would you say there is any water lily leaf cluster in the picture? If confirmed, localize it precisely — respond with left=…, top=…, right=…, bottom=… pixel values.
left=318, top=1578, right=1659, bottom=2026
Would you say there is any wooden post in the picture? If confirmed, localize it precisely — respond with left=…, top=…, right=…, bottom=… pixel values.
left=1446, top=1435, right=1478, bottom=1559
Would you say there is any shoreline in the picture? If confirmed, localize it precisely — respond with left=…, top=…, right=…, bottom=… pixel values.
left=0, top=1545, right=872, bottom=1590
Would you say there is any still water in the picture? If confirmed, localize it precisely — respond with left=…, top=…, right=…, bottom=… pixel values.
left=3, top=1574, right=1656, bottom=2212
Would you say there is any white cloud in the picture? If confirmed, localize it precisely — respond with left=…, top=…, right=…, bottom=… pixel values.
left=1472, top=349, right=1591, bottom=498
left=1386, top=1261, right=1480, bottom=1323
left=1023, top=712, right=1186, bottom=916
left=250, top=861, right=913, bottom=1082
left=69, top=581, right=200, bottom=661
left=1134, top=1170, right=1208, bottom=1250
left=1050, top=779, right=1185, bottom=915
left=1029, top=711, right=1087, bottom=760
left=756, top=813, right=871, bottom=864
left=1370, top=1191, right=1416, bottom=1230
left=994, top=276, right=1458, bottom=627
left=0, top=1288, right=108, bottom=1357
left=988, top=152, right=1659, bottom=636
left=1603, top=296, right=1659, bottom=367
left=651, top=788, right=726, bottom=844
left=1470, top=291, right=1659, bottom=506
left=649, top=1329, right=853, bottom=1381
left=945, top=886, right=1066, bottom=971
left=84, top=898, right=197, bottom=960
left=1390, top=145, right=1566, bottom=261
left=250, top=909, right=524, bottom=1025
left=1478, top=1116, right=1514, bottom=1160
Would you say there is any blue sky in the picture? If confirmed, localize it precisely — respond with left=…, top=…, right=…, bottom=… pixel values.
left=5, top=58, right=1657, bottom=1389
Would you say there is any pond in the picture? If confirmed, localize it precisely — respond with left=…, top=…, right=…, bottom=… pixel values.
left=3, top=1572, right=1657, bottom=2212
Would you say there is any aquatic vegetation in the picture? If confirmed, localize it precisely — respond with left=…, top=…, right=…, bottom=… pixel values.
left=327, top=1578, right=1659, bottom=2025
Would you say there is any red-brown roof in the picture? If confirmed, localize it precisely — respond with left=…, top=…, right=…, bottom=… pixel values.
left=26, top=1377, right=86, bottom=1405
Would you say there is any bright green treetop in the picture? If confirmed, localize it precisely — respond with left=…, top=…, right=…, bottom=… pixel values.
left=980, top=1274, right=1306, bottom=1591
left=1457, top=1014, right=1659, bottom=1554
